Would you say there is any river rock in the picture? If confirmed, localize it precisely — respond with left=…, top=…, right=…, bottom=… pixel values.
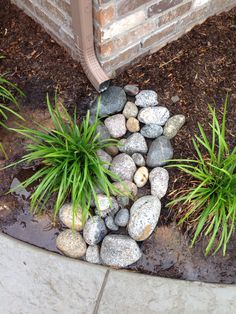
left=95, top=194, right=119, bottom=217
left=128, top=196, right=161, bottom=241
left=100, top=234, right=142, bottom=267
left=171, top=95, right=180, bottom=103
left=59, top=203, right=83, bottom=231
left=149, top=167, right=169, bottom=199
left=104, top=114, right=126, bottom=138
left=146, top=136, right=173, bottom=167
left=138, top=107, right=170, bottom=125
left=105, top=145, right=119, bottom=156
left=133, top=167, right=149, bottom=188
left=135, top=90, right=158, bottom=107
left=124, top=85, right=139, bottom=96
left=117, top=195, right=129, bottom=207
left=122, top=101, right=138, bottom=119
left=105, top=215, right=119, bottom=231
left=132, top=153, right=145, bottom=167
left=119, top=133, right=148, bottom=155
left=97, top=149, right=112, bottom=169
left=56, top=230, right=87, bottom=258
left=126, top=117, right=140, bottom=133
left=110, top=153, right=136, bottom=181
left=85, top=245, right=101, bottom=264
left=97, top=123, right=110, bottom=141
left=83, top=216, right=107, bottom=245
left=140, top=124, right=163, bottom=139
left=91, top=86, right=126, bottom=117
left=113, top=181, right=138, bottom=197
left=115, top=208, right=130, bottom=227
left=163, top=114, right=186, bottom=139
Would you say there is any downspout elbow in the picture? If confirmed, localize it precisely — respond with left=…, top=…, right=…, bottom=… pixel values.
left=71, top=0, right=111, bottom=92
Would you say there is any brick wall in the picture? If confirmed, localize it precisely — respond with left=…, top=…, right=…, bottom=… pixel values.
left=94, top=0, right=236, bottom=74
left=11, top=0, right=236, bottom=76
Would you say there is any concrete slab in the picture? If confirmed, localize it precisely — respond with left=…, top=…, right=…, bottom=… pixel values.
left=98, top=269, right=236, bottom=314
left=0, top=234, right=107, bottom=314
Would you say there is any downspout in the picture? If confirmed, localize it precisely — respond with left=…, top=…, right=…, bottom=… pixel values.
left=70, top=0, right=111, bottom=92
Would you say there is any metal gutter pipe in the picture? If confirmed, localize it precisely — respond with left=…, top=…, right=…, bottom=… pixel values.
left=70, top=0, right=111, bottom=92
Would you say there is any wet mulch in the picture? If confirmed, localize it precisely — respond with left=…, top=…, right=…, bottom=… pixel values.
left=1, top=0, right=236, bottom=284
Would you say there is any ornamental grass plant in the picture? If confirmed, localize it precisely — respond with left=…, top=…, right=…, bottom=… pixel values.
left=8, top=95, right=128, bottom=223
left=168, top=96, right=236, bottom=256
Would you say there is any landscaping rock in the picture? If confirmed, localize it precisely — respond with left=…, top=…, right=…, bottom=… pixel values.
left=115, top=208, right=129, bottom=227
left=113, top=181, right=138, bottom=197
left=85, top=245, right=101, bottom=264
left=105, top=145, right=119, bottom=156
left=128, top=196, right=161, bottom=241
left=163, top=114, right=186, bottom=139
left=138, top=107, right=170, bottom=125
left=126, top=117, right=140, bottom=133
left=133, top=167, right=149, bottom=188
left=132, top=153, right=145, bottom=167
left=100, top=234, right=142, bottom=267
left=119, top=133, right=148, bottom=155
left=97, top=149, right=112, bottom=169
left=110, top=153, right=136, bottom=181
left=104, top=114, right=126, bottom=138
left=95, top=194, right=119, bottom=218
left=83, top=216, right=107, bottom=245
left=171, top=95, right=180, bottom=103
left=124, top=84, right=139, bottom=96
left=135, top=90, right=158, bottom=107
left=56, top=230, right=87, bottom=258
left=146, top=136, right=173, bottom=167
left=140, top=124, right=163, bottom=139
left=97, top=123, right=110, bottom=141
left=105, top=215, right=119, bottom=231
left=10, top=177, right=30, bottom=199
left=59, top=203, right=83, bottom=231
left=149, top=167, right=169, bottom=199
left=122, top=101, right=138, bottom=119
left=117, top=195, right=129, bottom=207
left=91, top=86, right=126, bottom=117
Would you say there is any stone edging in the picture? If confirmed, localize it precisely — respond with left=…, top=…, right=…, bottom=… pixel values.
left=0, top=233, right=235, bottom=314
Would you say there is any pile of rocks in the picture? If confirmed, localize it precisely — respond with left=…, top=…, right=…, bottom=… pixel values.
left=56, top=85, right=185, bottom=268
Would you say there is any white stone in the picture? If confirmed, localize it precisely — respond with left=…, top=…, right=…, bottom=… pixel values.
left=95, top=194, right=119, bottom=218
left=59, top=203, right=83, bottom=231
left=128, top=196, right=161, bottom=241
left=83, top=216, right=107, bottom=245
left=85, top=245, right=101, bottom=264
left=110, top=153, right=137, bottom=181
left=97, top=149, right=112, bottom=169
left=135, top=90, right=158, bottom=107
left=119, top=133, right=148, bottom=155
left=100, top=235, right=142, bottom=267
left=133, top=167, right=149, bottom=188
left=104, top=114, right=126, bottom=138
left=149, top=167, right=169, bottom=199
left=56, top=230, right=87, bottom=258
left=138, top=107, right=170, bottom=125
left=122, top=101, right=138, bottom=118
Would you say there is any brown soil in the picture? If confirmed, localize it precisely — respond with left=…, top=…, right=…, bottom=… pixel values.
left=0, top=0, right=236, bottom=284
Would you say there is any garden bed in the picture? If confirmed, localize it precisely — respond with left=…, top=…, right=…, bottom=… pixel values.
left=0, top=0, right=236, bottom=284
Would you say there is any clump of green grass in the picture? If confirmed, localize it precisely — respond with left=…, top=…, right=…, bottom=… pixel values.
left=0, top=56, right=24, bottom=125
left=8, top=95, right=128, bottom=223
left=167, top=96, right=236, bottom=256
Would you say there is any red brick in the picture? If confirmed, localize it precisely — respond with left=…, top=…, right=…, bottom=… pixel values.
left=96, top=40, right=114, bottom=57
left=158, top=2, right=192, bottom=26
left=148, top=0, right=184, bottom=17
left=141, top=24, right=176, bottom=48
left=117, top=0, right=148, bottom=16
left=94, top=4, right=115, bottom=27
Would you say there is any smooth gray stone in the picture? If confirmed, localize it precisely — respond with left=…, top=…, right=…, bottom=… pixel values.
left=83, top=216, right=107, bottom=245
left=146, top=136, right=173, bottom=167
left=90, top=86, right=127, bottom=117
left=115, top=208, right=130, bottom=227
left=140, top=124, right=163, bottom=139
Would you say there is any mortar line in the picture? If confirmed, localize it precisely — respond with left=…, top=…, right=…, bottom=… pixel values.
left=93, top=269, right=110, bottom=314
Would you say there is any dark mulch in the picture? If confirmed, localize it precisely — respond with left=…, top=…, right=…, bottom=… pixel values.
left=0, top=0, right=236, bottom=284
